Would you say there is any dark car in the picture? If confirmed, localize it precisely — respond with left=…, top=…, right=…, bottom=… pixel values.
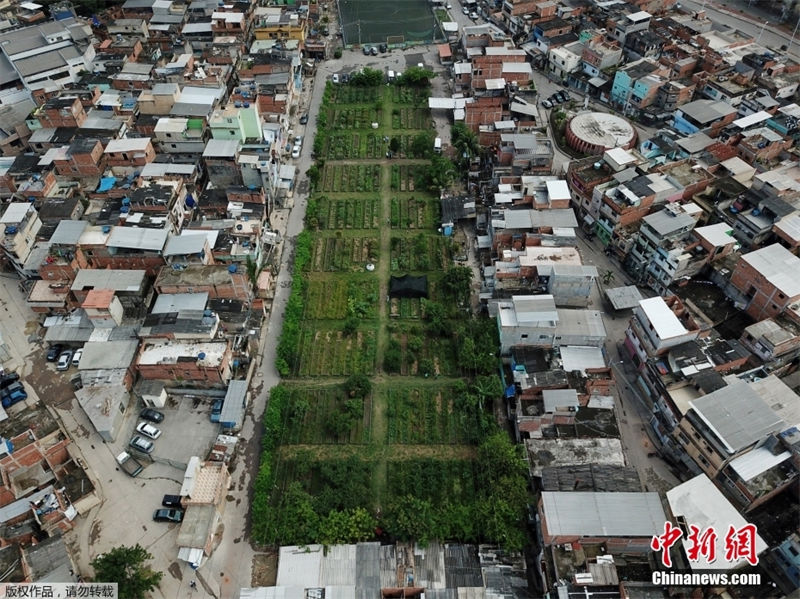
left=557, top=90, right=570, bottom=103
left=162, top=494, right=182, bottom=508
left=46, top=344, right=64, bottom=362
left=139, top=408, right=165, bottom=423
left=0, top=373, right=20, bottom=389
left=549, top=93, right=562, bottom=104
left=1, top=383, right=26, bottom=408
left=362, top=45, right=371, bottom=55
left=379, top=43, right=388, bottom=53
left=153, top=508, right=184, bottom=523
left=299, top=114, right=308, bottom=125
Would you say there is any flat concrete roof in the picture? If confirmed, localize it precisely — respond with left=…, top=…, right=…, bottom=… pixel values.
left=638, top=297, right=688, bottom=340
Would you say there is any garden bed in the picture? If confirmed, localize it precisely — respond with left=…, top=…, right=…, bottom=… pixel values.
left=390, top=164, right=429, bottom=192
left=330, top=86, right=383, bottom=104
left=316, top=196, right=381, bottom=229
left=385, top=386, right=482, bottom=444
left=390, top=234, right=450, bottom=271
left=391, top=107, right=430, bottom=130
left=311, top=236, right=379, bottom=271
left=321, top=164, right=382, bottom=193
left=390, top=86, right=430, bottom=106
left=304, top=277, right=379, bottom=320
left=328, top=107, right=383, bottom=130
left=295, top=326, right=377, bottom=376
left=389, top=195, right=437, bottom=229
left=281, top=385, right=372, bottom=444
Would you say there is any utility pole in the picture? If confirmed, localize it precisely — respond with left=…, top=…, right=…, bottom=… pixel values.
left=757, top=20, right=769, bottom=44
left=358, top=20, right=361, bottom=46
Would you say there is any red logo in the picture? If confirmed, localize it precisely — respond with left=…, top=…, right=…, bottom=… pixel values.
left=724, top=524, right=759, bottom=566
left=652, top=523, right=760, bottom=567
left=651, top=521, right=683, bottom=568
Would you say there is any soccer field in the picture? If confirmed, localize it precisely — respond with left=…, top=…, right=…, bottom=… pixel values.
left=338, top=0, right=443, bottom=45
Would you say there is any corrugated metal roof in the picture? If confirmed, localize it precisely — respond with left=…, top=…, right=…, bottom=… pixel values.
left=106, top=226, right=168, bottom=251
left=276, top=545, right=323, bottom=587
left=541, top=491, right=665, bottom=537
left=689, top=381, right=785, bottom=453
left=50, top=220, right=88, bottom=246
left=219, top=380, right=247, bottom=428
left=741, top=243, right=800, bottom=298
left=355, top=542, right=381, bottom=592
left=320, top=544, right=357, bottom=585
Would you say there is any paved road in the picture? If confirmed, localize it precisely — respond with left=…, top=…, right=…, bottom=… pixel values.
left=682, top=0, right=800, bottom=57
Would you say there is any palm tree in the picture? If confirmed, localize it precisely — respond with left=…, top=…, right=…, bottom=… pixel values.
left=602, top=269, right=616, bottom=286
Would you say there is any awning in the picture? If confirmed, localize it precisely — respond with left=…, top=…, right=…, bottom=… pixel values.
left=583, top=214, right=595, bottom=225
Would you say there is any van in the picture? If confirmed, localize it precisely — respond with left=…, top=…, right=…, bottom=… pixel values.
left=387, top=70, right=395, bottom=82
left=434, top=137, right=442, bottom=154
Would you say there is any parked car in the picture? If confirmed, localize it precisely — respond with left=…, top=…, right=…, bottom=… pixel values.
left=210, top=398, right=223, bottom=423
left=469, top=11, right=478, bottom=19
left=557, top=90, right=571, bottom=103
left=129, top=435, right=154, bottom=454
left=46, top=344, right=64, bottom=362
left=341, top=73, right=350, bottom=84
left=332, top=73, right=340, bottom=84
left=153, top=508, right=184, bottom=523
left=549, top=93, right=563, bottom=104
left=294, top=135, right=303, bottom=147
left=1, top=384, right=26, bottom=408
left=299, top=114, right=309, bottom=125
left=56, top=350, right=73, bottom=372
left=139, top=408, right=165, bottom=423
left=462, top=6, right=469, bottom=13
left=379, top=43, right=388, bottom=53
left=445, top=3, right=452, bottom=8
left=291, top=145, right=301, bottom=159
left=370, top=46, right=378, bottom=56
left=541, top=99, right=553, bottom=109
left=71, top=348, right=83, bottom=367
left=0, top=373, right=20, bottom=389
left=363, top=45, right=371, bottom=55
left=136, top=421, right=162, bottom=440
left=162, top=494, right=182, bottom=508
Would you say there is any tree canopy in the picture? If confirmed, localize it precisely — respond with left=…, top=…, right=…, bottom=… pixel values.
left=91, top=545, right=163, bottom=599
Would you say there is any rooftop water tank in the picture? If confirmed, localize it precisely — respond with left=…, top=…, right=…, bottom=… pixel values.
left=228, top=264, right=237, bottom=273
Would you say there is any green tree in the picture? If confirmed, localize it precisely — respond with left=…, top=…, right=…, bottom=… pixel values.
left=421, top=299, right=448, bottom=337
left=398, top=66, right=435, bottom=87
left=441, top=265, right=473, bottom=304
left=384, top=339, right=403, bottom=373
left=389, top=137, right=401, bottom=153
left=91, top=545, right=163, bottom=599
left=425, top=155, right=456, bottom=191
left=334, top=47, right=342, bottom=59
left=344, top=373, right=371, bottom=398
left=245, top=255, right=259, bottom=288
left=410, top=131, right=435, bottom=158
left=343, top=315, right=359, bottom=336
left=601, top=269, right=615, bottom=286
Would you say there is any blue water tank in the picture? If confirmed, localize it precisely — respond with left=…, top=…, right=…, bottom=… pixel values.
left=243, top=102, right=250, bottom=108
left=122, top=197, right=130, bottom=205
left=198, top=352, right=206, bottom=360
left=102, top=225, right=111, bottom=233
left=203, top=309, right=213, bottom=317
left=228, top=264, right=237, bottom=273
left=4, top=226, right=16, bottom=235
left=120, top=206, right=129, bottom=213
left=186, top=194, right=195, bottom=207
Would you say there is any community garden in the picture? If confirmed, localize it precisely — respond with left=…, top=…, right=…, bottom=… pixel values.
left=253, top=69, right=529, bottom=551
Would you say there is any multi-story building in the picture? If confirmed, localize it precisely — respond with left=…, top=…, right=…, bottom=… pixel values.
left=625, top=296, right=700, bottom=368
left=671, top=99, right=738, bottom=137
left=610, top=10, right=651, bottom=45
left=496, top=295, right=606, bottom=354
left=675, top=377, right=798, bottom=511
left=548, top=41, right=584, bottom=81
left=0, top=202, right=42, bottom=277
left=729, top=243, right=800, bottom=322
left=208, top=104, right=261, bottom=143
left=625, top=204, right=697, bottom=284
left=154, top=117, right=206, bottom=155
left=253, top=7, right=306, bottom=43
left=103, top=138, right=156, bottom=168
left=740, top=318, right=800, bottom=374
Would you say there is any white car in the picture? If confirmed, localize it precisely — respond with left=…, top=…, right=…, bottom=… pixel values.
left=292, top=145, right=301, bottom=159
left=470, top=11, right=479, bottom=19
left=136, top=421, right=162, bottom=440
left=294, top=135, right=303, bottom=147
left=71, top=347, right=83, bottom=367
left=332, top=73, right=340, bottom=84
left=56, top=350, right=73, bottom=372
left=462, top=6, right=469, bottom=14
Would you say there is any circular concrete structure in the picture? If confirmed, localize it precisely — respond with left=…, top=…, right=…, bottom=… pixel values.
left=566, top=112, right=637, bottom=154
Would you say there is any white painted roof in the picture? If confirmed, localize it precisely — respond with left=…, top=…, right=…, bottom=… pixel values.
left=104, top=137, right=151, bottom=153
left=638, top=296, right=688, bottom=339
left=694, top=222, right=734, bottom=247
left=545, top=179, right=570, bottom=201
left=667, top=474, right=768, bottom=571
left=741, top=243, right=800, bottom=298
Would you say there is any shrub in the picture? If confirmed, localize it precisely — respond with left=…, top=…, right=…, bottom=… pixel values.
left=334, top=47, right=342, bottom=59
